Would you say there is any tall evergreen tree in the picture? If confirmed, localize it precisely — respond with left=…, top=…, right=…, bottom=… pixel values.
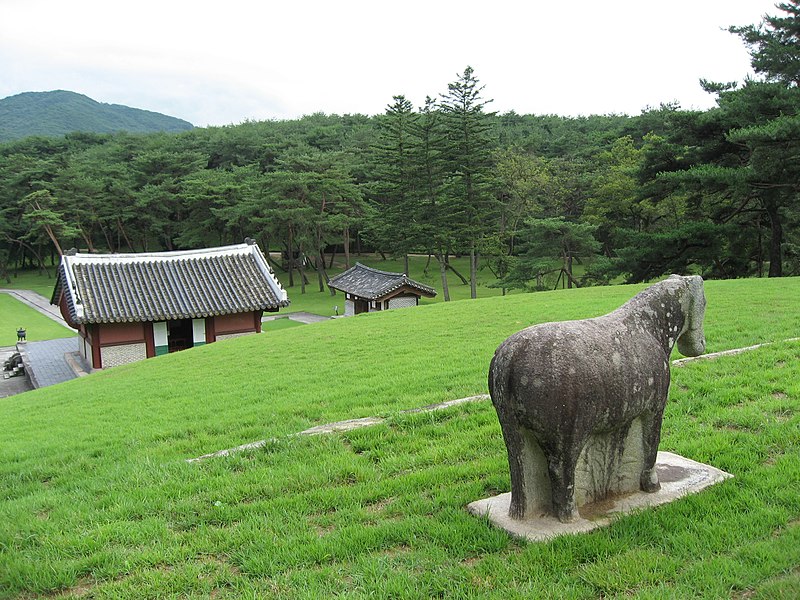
left=413, top=96, right=455, bottom=300
left=439, top=66, right=497, bottom=298
left=688, top=3, right=800, bottom=277
left=371, top=95, right=419, bottom=272
left=730, top=0, right=800, bottom=85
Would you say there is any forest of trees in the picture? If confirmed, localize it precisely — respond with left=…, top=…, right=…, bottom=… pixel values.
left=1, top=3, right=798, bottom=297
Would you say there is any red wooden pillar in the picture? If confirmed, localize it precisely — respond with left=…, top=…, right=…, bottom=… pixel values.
left=143, top=322, right=155, bottom=358
left=205, top=317, right=216, bottom=343
left=90, top=324, right=102, bottom=369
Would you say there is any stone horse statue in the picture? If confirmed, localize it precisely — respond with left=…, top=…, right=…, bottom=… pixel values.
left=489, top=275, right=706, bottom=523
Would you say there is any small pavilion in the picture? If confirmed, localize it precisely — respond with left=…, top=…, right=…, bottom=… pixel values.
left=51, top=239, right=289, bottom=369
left=328, top=263, right=436, bottom=316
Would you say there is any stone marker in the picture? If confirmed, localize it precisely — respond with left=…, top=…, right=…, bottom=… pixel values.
left=484, top=275, right=714, bottom=528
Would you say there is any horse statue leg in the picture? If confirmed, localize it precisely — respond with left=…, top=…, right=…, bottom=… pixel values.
left=490, top=354, right=530, bottom=519
left=639, top=405, right=666, bottom=493
left=545, top=440, right=582, bottom=523
left=494, top=406, right=530, bottom=519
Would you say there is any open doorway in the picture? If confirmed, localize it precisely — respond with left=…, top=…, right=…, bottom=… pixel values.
left=353, top=299, right=369, bottom=314
left=167, top=319, right=193, bottom=352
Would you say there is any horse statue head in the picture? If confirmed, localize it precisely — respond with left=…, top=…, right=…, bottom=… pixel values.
left=673, top=274, right=706, bottom=357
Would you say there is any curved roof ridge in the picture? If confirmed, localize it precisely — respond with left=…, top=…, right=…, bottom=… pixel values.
left=328, top=262, right=436, bottom=299
left=62, top=243, right=253, bottom=263
left=350, top=262, right=407, bottom=278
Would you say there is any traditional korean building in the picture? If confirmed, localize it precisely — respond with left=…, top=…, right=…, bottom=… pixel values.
left=51, top=239, right=289, bottom=369
left=328, top=263, right=436, bottom=316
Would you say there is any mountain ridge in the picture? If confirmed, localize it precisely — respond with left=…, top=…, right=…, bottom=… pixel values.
left=0, top=90, right=194, bottom=142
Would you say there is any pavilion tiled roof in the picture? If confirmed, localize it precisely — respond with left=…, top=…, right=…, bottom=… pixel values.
left=51, top=240, right=289, bottom=324
left=328, top=263, right=436, bottom=300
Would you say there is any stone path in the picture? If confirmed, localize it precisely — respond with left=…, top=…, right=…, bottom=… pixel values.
left=17, top=337, right=85, bottom=389
left=672, top=338, right=800, bottom=366
left=287, top=312, right=332, bottom=324
left=187, top=394, right=490, bottom=462
left=0, top=289, right=82, bottom=393
left=262, top=311, right=331, bottom=324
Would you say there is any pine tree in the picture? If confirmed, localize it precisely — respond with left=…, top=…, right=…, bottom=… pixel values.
left=709, top=2, right=800, bottom=276
left=730, top=1, right=800, bottom=85
left=439, top=67, right=497, bottom=298
left=413, top=96, right=454, bottom=300
left=372, top=95, right=419, bottom=272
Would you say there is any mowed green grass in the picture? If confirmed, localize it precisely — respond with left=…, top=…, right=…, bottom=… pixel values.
left=0, top=293, right=74, bottom=346
left=261, top=317, right=306, bottom=332
left=0, top=278, right=798, bottom=598
left=0, top=270, right=60, bottom=298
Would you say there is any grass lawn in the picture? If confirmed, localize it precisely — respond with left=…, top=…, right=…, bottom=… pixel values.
left=0, top=269, right=60, bottom=298
left=262, top=317, right=306, bottom=332
left=0, top=293, right=74, bottom=346
left=0, top=277, right=798, bottom=597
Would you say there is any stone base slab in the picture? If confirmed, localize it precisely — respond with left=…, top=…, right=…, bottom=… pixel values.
left=467, top=451, right=732, bottom=542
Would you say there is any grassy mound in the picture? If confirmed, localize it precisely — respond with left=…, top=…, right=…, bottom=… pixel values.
left=1, top=278, right=798, bottom=598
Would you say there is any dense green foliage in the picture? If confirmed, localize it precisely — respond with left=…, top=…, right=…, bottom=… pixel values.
left=0, top=91, right=193, bottom=142
left=1, top=6, right=799, bottom=292
left=0, top=277, right=798, bottom=597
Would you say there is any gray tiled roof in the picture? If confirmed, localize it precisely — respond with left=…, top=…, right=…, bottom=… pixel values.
left=52, top=241, right=289, bottom=324
left=328, top=263, right=436, bottom=300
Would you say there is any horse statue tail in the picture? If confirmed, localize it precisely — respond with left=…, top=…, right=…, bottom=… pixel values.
left=488, top=350, right=500, bottom=402
left=489, top=348, right=509, bottom=406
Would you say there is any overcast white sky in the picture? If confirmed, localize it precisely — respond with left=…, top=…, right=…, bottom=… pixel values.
left=0, top=0, right=779, bottom=127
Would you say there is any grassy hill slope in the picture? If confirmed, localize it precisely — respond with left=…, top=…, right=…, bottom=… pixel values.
left=0, top=90, right=193, bottom=142
left=1, top=278, right=798, bottom=598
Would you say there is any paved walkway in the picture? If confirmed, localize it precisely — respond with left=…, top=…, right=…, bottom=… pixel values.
left=1, top=289, right=82, bottom=394
left=262, top=311, right=331, bottom=324
left=17, top=337, right=86, bottom=389
left=0, top=288, right=75, bottom=330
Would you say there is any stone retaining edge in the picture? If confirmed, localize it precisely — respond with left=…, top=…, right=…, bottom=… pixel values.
left=672, top=337, right=800, bottom=366
left=14, top=343, right=40, bottom=389
left=187, top=394, right=490, bottom=463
